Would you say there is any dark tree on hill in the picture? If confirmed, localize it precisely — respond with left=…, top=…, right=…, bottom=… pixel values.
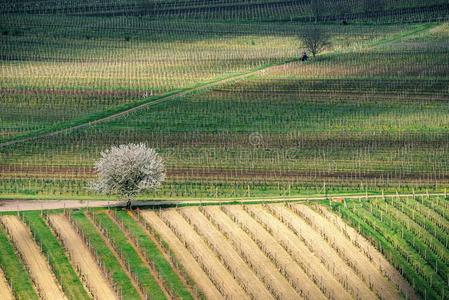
left=298, top=27, right=331, bottom=57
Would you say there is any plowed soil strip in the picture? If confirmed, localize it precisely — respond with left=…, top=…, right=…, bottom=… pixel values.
left=141, top=211, right=222, bottom=300
left=270, top=205, right=377, bottom=300
left=0, top=215, right=66, bottom=300
left=48, top=214, right=118, bottom=300
left=224, top=205, right=326, bottom=300
left=318, top=206, right=418, bottom=300
left=181, top=207, right=274, bottom=300
left=203, top=206, right=300, bottom=300
left=160, top=209, right=248, bottom=299
left=294, top=204, right=402, bottom=300
left=245, top=205, right=351, bottom=300
left=0, top=268, right=13, bottom=300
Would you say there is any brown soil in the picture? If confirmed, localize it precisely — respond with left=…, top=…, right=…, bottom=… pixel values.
left=48, top=214, right=118, bottom=300
left=270, top=205, right=377, bottom=300
left=318, top=206, right=418, bottom=300
left=223, top=205, right=326, bottom=300
left=203, top=206, right=299, bottom=299
left=294, top=204, right=402, bottom=300
left=245, top=205, right=351, bottom=300
left=141, top=211, right=222, bottom=299
left=181, top=207, right=274, bottom=300
left=1, top=215, right=67, bottom=300
left=0, top=268, right=13, bottom=300
left=159, top=209, right=249, bottom=299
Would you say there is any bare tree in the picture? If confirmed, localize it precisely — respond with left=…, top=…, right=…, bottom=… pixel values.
left=91, top=143, right=165, bottom=209
left=298, top=27, right=331, bottom=58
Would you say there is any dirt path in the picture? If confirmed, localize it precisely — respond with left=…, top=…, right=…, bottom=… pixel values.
left=0, top=215, right=66, bottom=300
left=270, top=205, right=377, bottom=300
left=0, top=268, right=13, bottom=300
left=318, top=206, right=418, bottom=300
left=180, top=207, right=274, bottom=300
left=48, top=214, right=118, bottom=300
left=141, top=211, right=222, bottom=300
left=245, top=205, right=351, bottom=300
left=294, top=204, right=402, bottom=300
left=0, top=193, right=446, bottom=212
left=223, top=205, right=326, bottom=300
left=159, top=209, right=249, bottom=299
left=202, top=206, right=300, bottom=300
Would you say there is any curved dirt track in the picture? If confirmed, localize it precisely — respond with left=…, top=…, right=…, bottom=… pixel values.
left=0, top=268, right=13, bottom=300
left=49, top=214, right=118, bottom=300
left=1, top=215, right=66, bottom=300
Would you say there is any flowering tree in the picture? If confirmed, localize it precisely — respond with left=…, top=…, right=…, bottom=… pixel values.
left=91, top=143, right=165, bottom=208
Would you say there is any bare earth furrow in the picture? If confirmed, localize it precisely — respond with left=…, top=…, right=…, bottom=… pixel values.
left=203, top=206, right=300, bottom=300
left=270, top=205, right=377, bottom=300
left=245, top=205, right=351, bottom=300
left=141, top=211, right=222, bottom=300
left=0, top=268, right=13, bottom=300
left=0, top=215, right=67, bottom=300
left=159, top=209, right=248, bottom=299
left=180, top=207, right=274, bottom=300
left=317, top=206, right=418, bottom=300
left=223, top=205, right=326, bottom=300
left=48, top=214, right=118, bottom=300
left=294, top=204, right=403, bottom=299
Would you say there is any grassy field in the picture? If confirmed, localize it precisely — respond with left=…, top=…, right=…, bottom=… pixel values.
left=1, top=20, right=448, bottom=199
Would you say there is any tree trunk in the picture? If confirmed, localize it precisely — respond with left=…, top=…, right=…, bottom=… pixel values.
left=126, top=199, right=132, bottom=210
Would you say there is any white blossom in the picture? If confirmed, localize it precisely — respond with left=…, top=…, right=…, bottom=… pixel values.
left=90, top=143, right=165, bottom=199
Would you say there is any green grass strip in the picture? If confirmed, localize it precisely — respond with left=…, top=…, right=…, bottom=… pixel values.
left=0, top=225, right=39, bottom=300
left=114, top=210, right=193, bottom=300
left=93, top=211, right=166, bottom=300
left=22, top=212, right=91, bottom=300
left=71, top=211, right=140, bottom=300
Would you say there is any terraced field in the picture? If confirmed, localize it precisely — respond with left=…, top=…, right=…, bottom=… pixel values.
left=2, top=199, right=443, bottom=299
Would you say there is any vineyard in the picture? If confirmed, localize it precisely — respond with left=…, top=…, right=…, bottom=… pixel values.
left=2, top=19, right=449, bottom=199
left=333, top=194, right=449, bottom=300
left=1, top=1, right=449, bottom=299
left=5, top=199, right=446, bottom=299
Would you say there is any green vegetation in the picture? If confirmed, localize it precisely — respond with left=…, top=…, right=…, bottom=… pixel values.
left=91, top=211, right=166, bottom=300
left=113, top=210, right=194, bottom=300
left=0, top=225, right=39, bottom=300
left=2, top=21, right=448, bottom=200
left=71, top=211, right=141, bottom=299
left=331, top=195, right=449, bottom=300
left=22, top=212, right=90, bottom=300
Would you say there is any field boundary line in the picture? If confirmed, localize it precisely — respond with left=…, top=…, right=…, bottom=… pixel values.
left=0, top=192, right=446, bottom=212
